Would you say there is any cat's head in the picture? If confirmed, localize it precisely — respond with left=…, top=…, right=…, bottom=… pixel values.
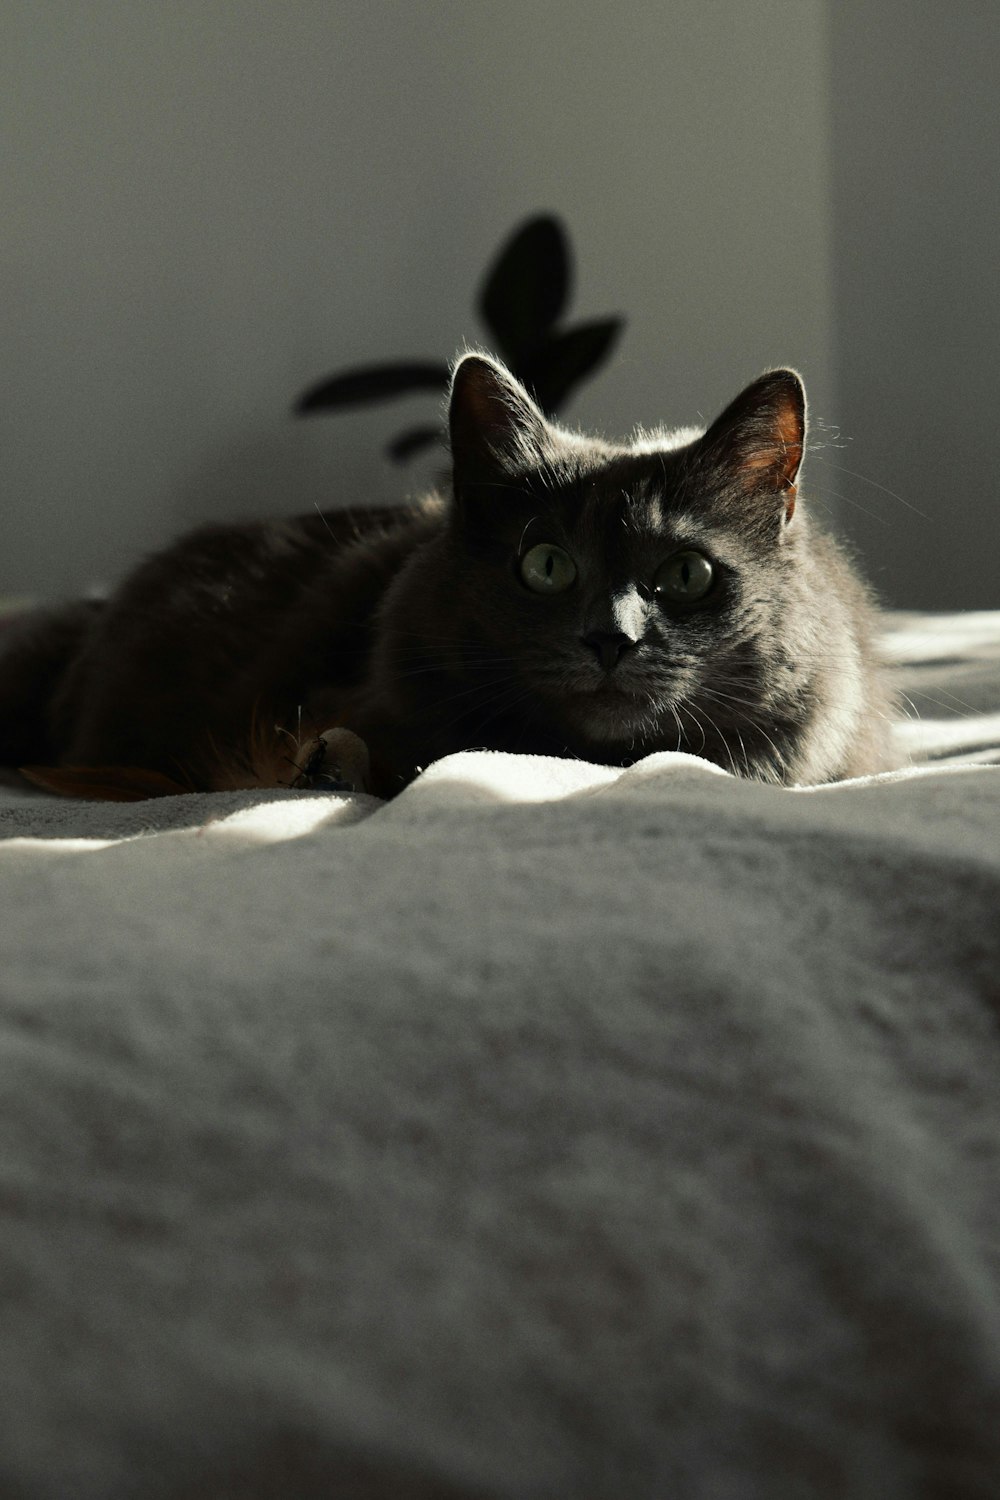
left=434, top=352, right=809, bottom=758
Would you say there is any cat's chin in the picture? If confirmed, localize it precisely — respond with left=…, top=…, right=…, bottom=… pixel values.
left=556, top=684, right=654, bottom=741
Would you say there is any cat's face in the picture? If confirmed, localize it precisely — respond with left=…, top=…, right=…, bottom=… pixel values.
left=439, top=354, right=808, bottom=755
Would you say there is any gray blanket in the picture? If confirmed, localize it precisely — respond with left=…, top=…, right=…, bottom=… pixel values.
left=1, top=611, right=999, bottom=1498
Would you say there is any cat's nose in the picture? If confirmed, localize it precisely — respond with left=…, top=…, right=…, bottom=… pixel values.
left=581, top=630, right=637, bottom=672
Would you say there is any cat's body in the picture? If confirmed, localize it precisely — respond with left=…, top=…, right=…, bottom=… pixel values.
left=0, top=355, right=897, bottom=799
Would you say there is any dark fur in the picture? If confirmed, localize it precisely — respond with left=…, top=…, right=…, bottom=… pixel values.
left=0, top=355, right=896, bottom=798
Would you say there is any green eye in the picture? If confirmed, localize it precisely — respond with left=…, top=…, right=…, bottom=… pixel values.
left=654, top=549, right=714, bottom=604
left=519, top=542, right=577, bottom=594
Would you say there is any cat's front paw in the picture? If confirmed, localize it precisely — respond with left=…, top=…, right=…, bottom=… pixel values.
left=292, top=727, right=371, bottom=794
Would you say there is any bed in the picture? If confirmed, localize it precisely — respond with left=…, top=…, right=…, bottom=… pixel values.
left=1, top=609, right=999, bottom=1499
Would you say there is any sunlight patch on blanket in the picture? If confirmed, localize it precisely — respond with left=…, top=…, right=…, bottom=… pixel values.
left=198, top=792, right=374, bottom=843
left=0, top=835, right=124, bottom=855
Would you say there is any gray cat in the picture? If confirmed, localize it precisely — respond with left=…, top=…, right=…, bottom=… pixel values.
left=0, top=354, right=896, bottom=799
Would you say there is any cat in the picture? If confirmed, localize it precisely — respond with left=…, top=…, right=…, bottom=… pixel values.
left=0, top=353, right=897, bottom=800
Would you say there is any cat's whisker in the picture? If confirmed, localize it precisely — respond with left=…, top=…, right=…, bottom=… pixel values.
left=748, top=721, right=786, bottom=781
left=697, top=684, right=771, bottom=714
left=809, top=455, right=931, bottom=521
left=517, top=516, right=542, bottom=556
left=801, top=481, right=890, bottom=526
left=428, top=672, right=527, bottom=732
left=895, top=691, right=923, bottom=722
left=382, top=632, right=521, bottom=657
left=473, top=479, right=548, bottom=500
left=896, top=686, right=980, bottom=718
left=678, top=700, right=731, bottom=775
left=476, top=685, right=538, bottom=735
left=706, top=706, right=747, bottom=779
left=675, top=700, right=708, bottom=757
left=435, top=677, right=535, bottom=741
left=684, top=687, right=787, bottom=781
left=387, top=657, right=517, bottom=683
left=312, top=504, right=340, bottom=546
left=733, top=729, right=751, bottom=779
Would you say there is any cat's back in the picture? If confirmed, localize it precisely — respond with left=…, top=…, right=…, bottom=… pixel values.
left=51, top=498, right=445, bottom=767
left=102, top=501, right=438, bottom=623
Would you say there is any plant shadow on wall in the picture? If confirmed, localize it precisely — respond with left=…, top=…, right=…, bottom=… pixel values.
left=293, top=214, right=625, bottom=462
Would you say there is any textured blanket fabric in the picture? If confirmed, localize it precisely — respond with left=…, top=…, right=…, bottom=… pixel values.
left=1, top=612, right=999, bottom=1499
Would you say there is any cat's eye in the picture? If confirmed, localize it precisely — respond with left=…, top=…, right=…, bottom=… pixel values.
left=519, top=542, right=577, bottom=594
left=654, top=549, right=715, bottom=604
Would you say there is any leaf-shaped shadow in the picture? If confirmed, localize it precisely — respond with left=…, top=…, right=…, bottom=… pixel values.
left=295, top=361, right=450, bottom=414
left=478, top=215, right=571, bottom=367
left=386, top=425, right=444, bottom=464
left=523, top=318, right=623, bottom=414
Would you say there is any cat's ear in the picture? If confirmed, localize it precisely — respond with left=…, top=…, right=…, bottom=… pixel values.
left=698, top=370, right=806, bottom=522
left=448, top=353, right=549, bottom=486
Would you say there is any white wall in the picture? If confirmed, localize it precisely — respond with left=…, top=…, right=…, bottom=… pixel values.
left=2, top=1, right=833, bottom=599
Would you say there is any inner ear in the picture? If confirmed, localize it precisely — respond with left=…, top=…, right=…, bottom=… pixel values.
left=449, top=353, right=548, bottom=482
left=700, top=369, right=806, bottom=520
